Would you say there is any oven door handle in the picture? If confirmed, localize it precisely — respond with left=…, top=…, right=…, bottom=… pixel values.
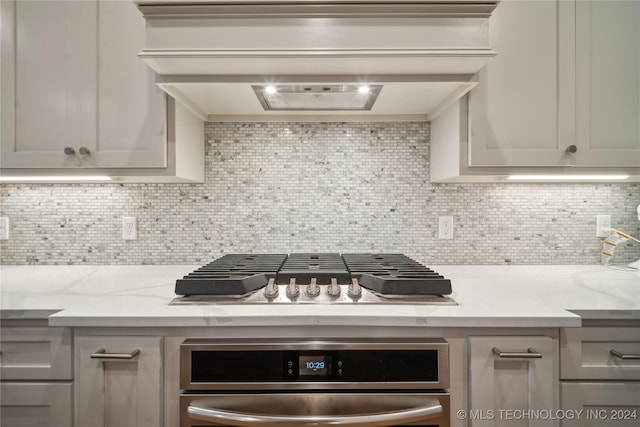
left=187, top=398, right=443, bottom=427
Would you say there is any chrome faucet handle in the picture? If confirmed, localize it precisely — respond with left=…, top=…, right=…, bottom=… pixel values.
left=327, top=278, right=341, bottom=297
left=348, top=277, right=362, bottom=299
left=286, top=277, right=300, bottom=299
left=264, top=277, right=279, bottom=299
left=306, top=277, right=320, bottom=297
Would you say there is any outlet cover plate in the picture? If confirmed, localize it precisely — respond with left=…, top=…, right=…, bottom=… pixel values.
left=123, top=217, right=137, bottom=240
left=438, top=216, right=453, bottom=239
left=596, top=215, right=611, bottom=237
left=0, top=217, right=8, bottom=240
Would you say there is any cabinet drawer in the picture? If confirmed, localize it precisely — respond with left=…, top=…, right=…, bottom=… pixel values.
left=0, top=382, right=73, bottom=427
left=561, top=382, right=640, bottom=427
left=561, top=327, right=640, bottom=380
left=0, top=327, right=72, bottom=380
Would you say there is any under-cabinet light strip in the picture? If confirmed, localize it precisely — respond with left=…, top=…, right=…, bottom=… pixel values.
left=507, top=175, right=629, bottom=181
left=0, top=176, right=113, bottom=182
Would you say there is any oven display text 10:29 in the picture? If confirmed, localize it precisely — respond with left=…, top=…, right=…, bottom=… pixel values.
left=298, top=355, right=331, bottom=376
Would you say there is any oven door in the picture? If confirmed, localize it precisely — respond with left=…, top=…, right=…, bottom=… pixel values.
left=180, top=392, right=450, bottom=427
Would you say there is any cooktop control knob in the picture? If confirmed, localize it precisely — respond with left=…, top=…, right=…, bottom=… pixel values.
left=286, top=277, right=300, bottom=299
left=264, top=277, right=279, bottom=299
left=348, top=277, right=362, bottom=299
left=306, top=277, right=321, bottom=297
left=327, top=278, right=341, bottom=297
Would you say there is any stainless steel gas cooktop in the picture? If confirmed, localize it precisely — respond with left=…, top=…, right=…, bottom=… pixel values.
left=170, top=253, right=456, bottom=305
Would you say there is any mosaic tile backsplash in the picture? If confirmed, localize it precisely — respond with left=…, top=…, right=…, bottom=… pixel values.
left=1, top=121, right=639, bottom=265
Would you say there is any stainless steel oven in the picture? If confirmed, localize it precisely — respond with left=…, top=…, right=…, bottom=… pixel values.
left=179, top=338, right=450, bottom=427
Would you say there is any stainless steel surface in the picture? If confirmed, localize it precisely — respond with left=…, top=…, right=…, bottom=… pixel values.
left=179, top=338, right=450, bottom=427
left=90, top=348, right=140, bottom=360
left=180, top=338, right=449, bottom=390
left=610, top=349, right=640, bottom=360
left=185, top=394, right=445, bottom=427
left=491, top=347, right=542, bottom=359
left=170, top=285, right=457, bottom=305
left=252, top=84, right=383, bottom=111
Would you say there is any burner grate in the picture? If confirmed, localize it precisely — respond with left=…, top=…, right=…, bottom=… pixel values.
left=175, top=253, right=452, bottom=297
left=175, top=254, right=287, bottom=296
left=278, top=253, right=350, bottom=285
left=342, top=254, right=452, bottom=296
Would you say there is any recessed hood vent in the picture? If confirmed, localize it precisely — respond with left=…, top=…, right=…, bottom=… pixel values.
left=253, top=84, right=383, bottom=111
left=135, top=1, right=498, bottom=120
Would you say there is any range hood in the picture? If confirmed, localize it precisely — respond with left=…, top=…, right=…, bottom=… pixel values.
left=135, top=0, right=498, bottom=121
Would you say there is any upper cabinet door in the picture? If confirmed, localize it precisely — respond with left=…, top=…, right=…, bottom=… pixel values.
left=0, top=0, right=167, bottom=169
left=96, top=0, right=167, bottom=168
left=0, top=0, right=98, bottom=168
left=574, top=0, right=640, bottom=166
left=468, top=0, right=575, bottom=167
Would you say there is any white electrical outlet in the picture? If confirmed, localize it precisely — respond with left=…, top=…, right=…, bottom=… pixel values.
left=438, top=216, right=454, bottom=239
left=596, top=215, right=611, bottom=237
left=0, top=217, right=9, bottom=240
left=122, top=217, right=137, bottom=240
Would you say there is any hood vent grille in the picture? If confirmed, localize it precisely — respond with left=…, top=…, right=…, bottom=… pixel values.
left=252, top=84, right=383, bottom=111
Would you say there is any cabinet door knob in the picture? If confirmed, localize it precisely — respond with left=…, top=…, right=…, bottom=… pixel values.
left=565, top=145, right=577, bottom=154
left=78, top=147, right=91, bottom=155
left=492, top=347, right=542, bottom=359
left=610, top=349, right=640, bottom=360
left=64, top=147, right=76, bottom=155
left=90, top=348, right=140, bottom=360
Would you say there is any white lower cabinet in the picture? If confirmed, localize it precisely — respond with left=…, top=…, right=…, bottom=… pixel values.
left=560, top=327, right=640, bottom=427
left=0, top=382, right=73, bottom=427
left=75, top=336, right=163, bottom=427
left=560, top=382, right=640, bottom=427
left=0, top=327, right=73, bottom=427
left=468, top=336, right=557, bottom=426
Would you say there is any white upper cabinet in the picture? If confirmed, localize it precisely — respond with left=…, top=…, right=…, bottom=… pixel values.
left=468, top=0, right=575, bottom=167
left=574, top=0, right=640, bottom=166
left=96, top=0, right=167, bottom=168
left=1, top=0, right=97, bottom=168
left=0, top=0, right=166, bottom=169
left=464, top=0, right=640, bottom=169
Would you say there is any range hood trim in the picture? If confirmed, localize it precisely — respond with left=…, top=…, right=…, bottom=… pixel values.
left=136, top=1, right=498, bottom=19
left=135, top=0, right=497, bottom=119
left=153, top=74, right=478, bottom=121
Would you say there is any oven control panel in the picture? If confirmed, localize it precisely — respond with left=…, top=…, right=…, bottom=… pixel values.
left=180, top=339, right=449, bottom=390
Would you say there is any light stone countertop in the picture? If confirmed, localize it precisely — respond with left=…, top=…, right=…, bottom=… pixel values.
left=0, top=265, right=639, bottom=328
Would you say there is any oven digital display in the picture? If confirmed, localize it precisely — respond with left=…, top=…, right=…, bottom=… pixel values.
left=299, top=354, right=331, bottom=376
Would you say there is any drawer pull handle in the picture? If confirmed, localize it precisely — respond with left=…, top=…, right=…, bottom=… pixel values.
left=90, top=348, right=140, bottom=360
left=492, top=347, right=542, bottom=359
left=610, top=349, right=640, bottom=360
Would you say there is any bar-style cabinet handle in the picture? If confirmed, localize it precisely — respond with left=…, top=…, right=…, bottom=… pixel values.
left=610, top=349, right=640, bottom=360
left=90, top=348, right=140, bottom=360
left=492, top=347, right=542, bottom=359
